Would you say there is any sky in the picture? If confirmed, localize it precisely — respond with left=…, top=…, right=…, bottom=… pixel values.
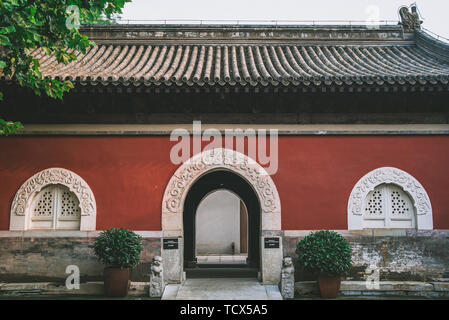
left=120, top=0, right=449, bottom=39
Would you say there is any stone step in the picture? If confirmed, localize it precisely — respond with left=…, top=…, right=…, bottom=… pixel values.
left=162, top=278, right=283, bottom=300
left=196, top=263, right=250, bottom=268
left=185, top=267, right=258, bottom=278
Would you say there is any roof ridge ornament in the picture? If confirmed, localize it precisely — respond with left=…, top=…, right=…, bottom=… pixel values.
left=399, top=4, right=423, bottom=32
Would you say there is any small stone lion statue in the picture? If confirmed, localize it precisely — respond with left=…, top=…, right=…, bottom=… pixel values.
left=280, top=257, right=295, bottom=299
left=151, top=256, right=163, bottom=277
left=281, top=257, right=295, bottom=278
left=149, top=256, right=164, bottom=297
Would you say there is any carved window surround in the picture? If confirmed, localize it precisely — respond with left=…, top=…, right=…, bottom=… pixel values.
left=10, top=168, right=97, bottom=231
left=347, top=167, right=433, bottom=230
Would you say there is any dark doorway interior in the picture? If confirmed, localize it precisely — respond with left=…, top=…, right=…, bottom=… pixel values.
left=183, top=170, right=260, bottom=277
left=240, top=201, right=248, bottom=254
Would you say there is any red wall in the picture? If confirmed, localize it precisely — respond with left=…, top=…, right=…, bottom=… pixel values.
left=1, top=136, right=448, bottom=230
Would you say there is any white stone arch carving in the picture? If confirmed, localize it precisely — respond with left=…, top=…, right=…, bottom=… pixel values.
left=162, top=148, right=284, bottom=284
left=162, top=148, right=282, bottom=233
left=347, top=167, right=433, bottom=230
left=10, top=168, right=97, bottom=231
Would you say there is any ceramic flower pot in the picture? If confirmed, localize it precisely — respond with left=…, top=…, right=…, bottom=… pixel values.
left=103, top=267, right=130, bottom=297
left=318, top=274, right=341, bottom=298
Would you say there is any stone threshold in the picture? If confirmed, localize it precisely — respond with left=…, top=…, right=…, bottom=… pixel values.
left=295, top=281, right=449, bottom=299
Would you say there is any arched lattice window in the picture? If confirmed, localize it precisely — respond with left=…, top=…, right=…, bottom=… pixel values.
left=363, top=184, right=415, bottom=229
left=30, top=185, right=81, bottom=230
left=347, top=167, right=432, bottom=230
left=10, top=168, right=97, bottom=231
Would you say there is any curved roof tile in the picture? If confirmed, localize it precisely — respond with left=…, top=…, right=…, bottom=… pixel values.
left=22, top=42, right=449, bottom=87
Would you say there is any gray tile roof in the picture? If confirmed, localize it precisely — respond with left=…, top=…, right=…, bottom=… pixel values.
left=12, top=26, right=449, bottom=87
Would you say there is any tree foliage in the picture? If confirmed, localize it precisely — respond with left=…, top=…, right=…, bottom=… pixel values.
left=0, top=0, right=131, bottom=135
left=81, top=6, right=123, bottom=24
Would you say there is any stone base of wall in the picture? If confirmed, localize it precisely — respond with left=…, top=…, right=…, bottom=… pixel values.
left=295, top=281, right=449, bottom=298
left=0, top=236, right=161, bottom=282
left=0, top=281, right=150, bottom=297
left=1, top=230, right=448, bottom=284
left=2, top=280, right=447, bottom=299
left=283, top=230, right=449, bottom=282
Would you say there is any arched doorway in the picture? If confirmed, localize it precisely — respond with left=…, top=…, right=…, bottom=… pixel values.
left=161, top=148, right=282, bottom=284
left=183, top=170, right=260, bottom=271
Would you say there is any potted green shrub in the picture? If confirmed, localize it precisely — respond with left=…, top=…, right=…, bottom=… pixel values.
left=91, top=228, right=143, bottom=297
left=295, top=230, right=352, bottom=298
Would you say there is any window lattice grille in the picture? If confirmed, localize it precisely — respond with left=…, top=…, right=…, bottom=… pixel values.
left=390, top=187, right=413, bottom=219
left=33, top=190, right=54, bottom=217
left=391, top=190, right=407, bottom=216
left=30, top=185, right=81, bottom=230
left=60, top=190, right=81, bottom=217
left=365, top=189, right=383, bottom=217
left=363, top=184, right=415, bottom=228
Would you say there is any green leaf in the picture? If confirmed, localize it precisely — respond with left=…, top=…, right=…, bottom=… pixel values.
left=0, top=35, right=11, bottom=46
left=42, top=47, right=52, bottom=55
left=0, top=119, right=23, bottom=135
left=32, top=32, right=41, bottom=42
left=0, top=26, right=16, bottom=35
